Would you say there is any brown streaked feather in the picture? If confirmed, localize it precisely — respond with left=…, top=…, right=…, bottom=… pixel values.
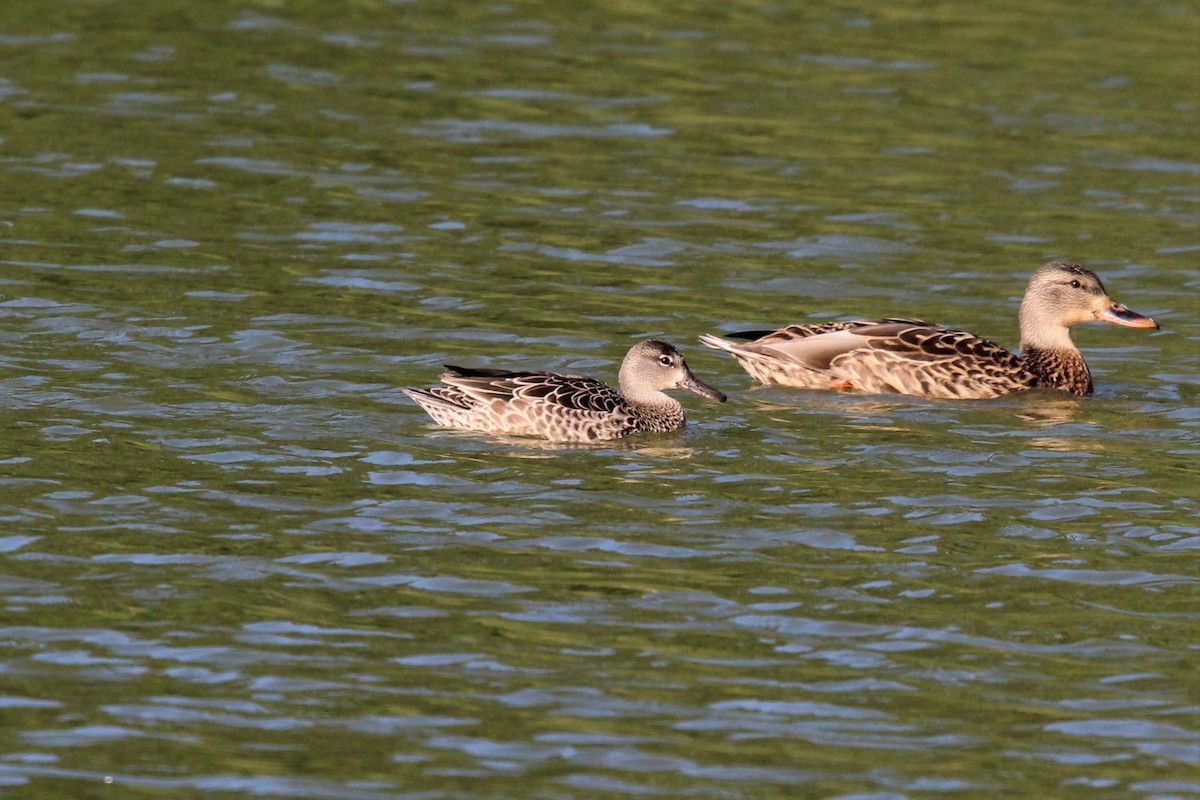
left=441, top=368, right=626, bottom=414
left=734, top=317, right=928, bottom=344
left=762, top=323, right=1037, bottom=399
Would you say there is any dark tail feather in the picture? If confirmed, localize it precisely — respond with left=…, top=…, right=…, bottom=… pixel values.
left=443, top=365, right=533, bottom=379
left=727, top=329, right=776, bottom=341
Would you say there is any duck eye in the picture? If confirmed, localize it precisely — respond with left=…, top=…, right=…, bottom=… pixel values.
left=1069, top=279, right=1082, bottom=289
left=658, top=355, right=673, bottom=366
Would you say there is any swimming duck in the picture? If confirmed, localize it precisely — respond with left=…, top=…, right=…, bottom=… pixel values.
left=699, top=262, right=1158, bottom=400
left=404, top=339, right=726, bottom=441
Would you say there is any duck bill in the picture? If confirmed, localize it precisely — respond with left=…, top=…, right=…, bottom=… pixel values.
left=1094, top=303, right=1159, bottom=329
left=678, top=371, right=727, bottom=403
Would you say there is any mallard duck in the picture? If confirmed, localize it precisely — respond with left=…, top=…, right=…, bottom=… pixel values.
left=404, top=339, right=726, bottom=441
left=699, top=262, right=1158, bottom=399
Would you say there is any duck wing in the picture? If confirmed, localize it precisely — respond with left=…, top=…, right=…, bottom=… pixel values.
left=441, top=367, right=627, bottom=413
left=761, top=323, right=1036, bottom=398
left=730, top=317, right=928, bottom=343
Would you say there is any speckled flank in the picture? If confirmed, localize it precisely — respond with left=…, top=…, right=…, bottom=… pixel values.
left=404, top=339, right=725, bottom=442
left=701, top=262, right=1157, bottom=400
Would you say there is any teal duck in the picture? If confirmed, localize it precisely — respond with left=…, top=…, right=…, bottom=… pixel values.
left=404, top=339, right=726, bottom=441
left=700, top=262, right=1158, bottom=400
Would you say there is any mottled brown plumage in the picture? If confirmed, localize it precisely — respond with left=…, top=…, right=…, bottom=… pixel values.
left=700, top=262, right=1158, bottom=400
left=404, top=339, right=726, bottom=441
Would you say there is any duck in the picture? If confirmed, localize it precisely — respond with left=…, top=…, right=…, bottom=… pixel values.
left=403, top=339, right=727, bottom=441
left=699, top=262, right=1158, bottom=400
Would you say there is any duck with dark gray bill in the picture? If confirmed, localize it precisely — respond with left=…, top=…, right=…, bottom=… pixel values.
left=700, top=262, right=1158, bottom=400
left=404, top=339, right=727, bottom=441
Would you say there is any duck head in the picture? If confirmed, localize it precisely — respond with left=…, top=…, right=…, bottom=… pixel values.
left=1019, top=262, right=1157, bottom=350
left=619, top=339, right=727, bottom=403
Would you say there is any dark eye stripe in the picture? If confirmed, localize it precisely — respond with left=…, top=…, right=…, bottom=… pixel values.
left=1064, top=279, right=1103, bottom=294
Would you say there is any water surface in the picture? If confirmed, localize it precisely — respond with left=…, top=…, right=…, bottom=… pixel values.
left=0, top=1, right=1197, bottom=798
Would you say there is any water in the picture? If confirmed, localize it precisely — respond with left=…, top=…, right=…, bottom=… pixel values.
left=1, top=1, right=1197, bottom=797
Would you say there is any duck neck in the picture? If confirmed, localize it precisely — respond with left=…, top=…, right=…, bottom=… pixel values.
left=621, top=382, right=684, bottom=417
left=1018, top=297, right=1093, bottom=394
left=1020, top=345, right=1092, bottom=395
left=628, top=395, right=685, bottom=431
left=1018, top=293, right=1079, bottom=354
left=617, top=369, right=684, bottom=430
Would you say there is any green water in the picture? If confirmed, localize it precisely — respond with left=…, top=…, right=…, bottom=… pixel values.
left=0, top=1, right=1197, bottom=798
